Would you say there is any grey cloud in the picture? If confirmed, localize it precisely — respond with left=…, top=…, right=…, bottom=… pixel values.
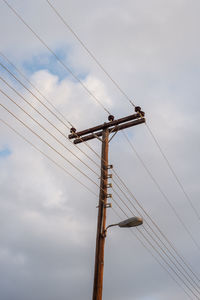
left=1, top=0, right=200, bottom=299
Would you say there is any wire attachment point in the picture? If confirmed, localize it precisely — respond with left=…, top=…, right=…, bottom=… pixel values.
left=106, top=194, right=112, bottom=198
left=106, top=183, right=112, bottom=188
left=70, top=127, right=76, bottom=133
left=107, top=164, right=113, bottom=169
left=104, top=203, right=112, bottom=208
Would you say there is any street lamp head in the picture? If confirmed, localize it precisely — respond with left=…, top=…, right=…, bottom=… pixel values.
left=118, top=217, right=143, bottom=228
left=104, top=216, right=143, bottom=236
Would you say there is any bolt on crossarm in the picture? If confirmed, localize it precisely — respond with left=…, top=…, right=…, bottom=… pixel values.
left=68, top=107, right=145, bottom=300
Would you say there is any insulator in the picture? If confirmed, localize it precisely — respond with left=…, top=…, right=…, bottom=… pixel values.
left=135, top=106, right=141, bottom=112
left=108, top=115, right=114, bottom=121
left=140, top=111, right=145, bottom=117
left=70, top=127, right=76, bottom=133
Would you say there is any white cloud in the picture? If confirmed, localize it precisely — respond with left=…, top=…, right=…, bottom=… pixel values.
left=1, top=0, right=200, bottom=299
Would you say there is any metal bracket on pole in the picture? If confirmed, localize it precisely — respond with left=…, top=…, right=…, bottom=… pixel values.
left=107, top=174, right=112, bottom=179
left=106, top=183, right=112, bottom=188
left=93, top=133, right=103, bottom=142
left=106, top=194, right=112, bottom=198
left=107, top=164, right=113, bottom=169
left=109, top=130, right=118, bottom=143
left=104, top=203, right=112, bottom=208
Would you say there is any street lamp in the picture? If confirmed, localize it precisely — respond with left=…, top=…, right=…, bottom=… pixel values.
left=104, top=216, right=143, bottom=236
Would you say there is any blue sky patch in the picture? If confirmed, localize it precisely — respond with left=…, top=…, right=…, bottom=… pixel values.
left=22, top=46, right=88, bottom=82
left=0, top=146, right=11, bottom=159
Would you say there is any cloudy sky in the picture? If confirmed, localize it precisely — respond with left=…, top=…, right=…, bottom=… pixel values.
left=0, top=0, right=200, bottom=299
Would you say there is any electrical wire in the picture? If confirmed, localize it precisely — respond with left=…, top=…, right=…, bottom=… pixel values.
left=45, top=0, right=136, bottom=109
left=111, top=193, right=200, bottom=298
left=0, top=86, right=99, bottom=177
left=136, top=225, right=199, bottom=300
left=44, top=0, right=200, bottom=224
left=112, top=173, right=200, bottom=284
left=111, top=198, right=197, bottom=299
left=1, top=114, right=195, bottom=298
left=1, top=95, right=199, bottom=299
left=0, top=94, right=129, bottom=220
left=0, top=51, right=73, bottom=128
left=112, top=179, right=200, bottom=287
left=3, top=89, right=198, bottom=292
left=5, top=0, right=198, bottom=225
left=0, top=102, right=99, bottom=189
left=145, top=123, right=200, bottom=220
left=2, top=0, right=111, bottom=115
left=112, top=187, right=200, bottom=294
left=0, top=62, right=73, bottom=131
left=122, top=131, right=200, bottom=252
left=111, top=207, right=194, bottom=300
left=0, top=67, right=136, bottom=223
left=0, top=61, right=100, bottom=170
left=1, top=2, right=199, bottom=293
left=0, top=118, right=97, bottom=197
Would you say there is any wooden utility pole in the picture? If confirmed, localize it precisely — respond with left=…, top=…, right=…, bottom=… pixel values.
left=92, top=128, right=109, bottom=300
left=68, top=107, right=145, bottom=300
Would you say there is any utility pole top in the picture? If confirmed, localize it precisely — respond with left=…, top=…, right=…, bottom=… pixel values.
left=68, top=110, right=145, bottom=144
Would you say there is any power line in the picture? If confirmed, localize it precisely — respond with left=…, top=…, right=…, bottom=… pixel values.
left=146, top=123, right=200, bottom=220
left=44, top=0, right=200, bottom=224
left=45, top=0, right=136, bottom=109
left=112, top=171, right=200, bottom=284
left=1, top=2, right=198, bottom=294
left=0, top=85, right=99, bottom=177
left=112, top=187, right=200, bottom=295
left=0, top=61, right=100, bottom=170
left=66, top=108, right=199, bottom=297
left=0, top=54, right=102, bottom=171
left=127, top=231, right=194, bottom=300
left=0, top=51, right=73, bottom=128
left=0, top=94, right=132, bottom=224
left=0, top=102, right=99, bottom=189
left=136, top=225, right=199, bottom=300
left=122, top=131, right=200, bottom=252
left=111, top=208, right=194, bottom=300
left=111, top=198, right=198, bottom=299
left=4, top=110, right=190, bottom=297
left=113, top=197, right=200, bottom=299
left=85, top=121, right=200, bottom=288
left=2, top=108, right=194, bottom=298
left=0, top=67, right=140, bottom=223
left=112, top=179, right=200, bottom=288
left=4, top=0, right=196, bottom=244
left=1, top=96, right=198, bottom=299
left=0, top=115, right=196, bottom=298
left=0, top=62, right=74, bottom=130
left=2, top=0, right=111, bottom=115
left=0, top=118, right=97, bottom=197
left=5, top=0, right=197, bottom=223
